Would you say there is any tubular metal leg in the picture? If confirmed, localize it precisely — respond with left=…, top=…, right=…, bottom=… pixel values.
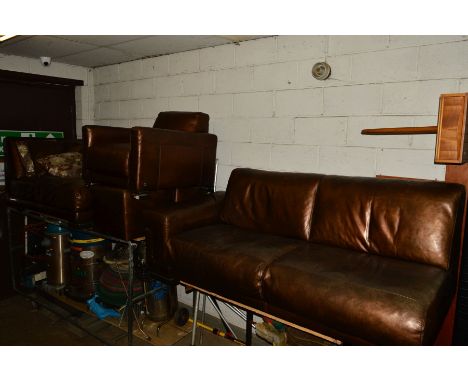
left=207, top=296, right=238, bottom=339
left=199, top=294, right=207, bottom=345
left=127, top=242, right=134, bottom=346
left=191, top=290, right=200, bottom=345
left=6, top=207, right=18, bottom=291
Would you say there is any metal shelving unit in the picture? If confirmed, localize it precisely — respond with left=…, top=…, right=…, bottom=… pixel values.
left=5, top=205, right=142, bottom=345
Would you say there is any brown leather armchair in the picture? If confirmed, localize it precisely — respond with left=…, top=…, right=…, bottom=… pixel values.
left=4, top=137, right=92, bottom=224
left=82, top=111, right=217, bottom=240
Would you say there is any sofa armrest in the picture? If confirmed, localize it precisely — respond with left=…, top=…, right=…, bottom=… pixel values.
left=143, top=191, right=225, bottom=279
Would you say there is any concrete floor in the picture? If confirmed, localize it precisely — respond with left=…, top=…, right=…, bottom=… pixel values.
left=0, top=293, right=268, bottom=346
left=0, top=291, right=333, bottom=346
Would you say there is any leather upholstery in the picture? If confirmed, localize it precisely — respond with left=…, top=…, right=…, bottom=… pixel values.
left=90, top=185, right=176, bottom=240
left=131, top=127, right=217, bottom=192
left=263, top=243, right=454, bottom=345
left=220, top=169, right=322, bottom=240
left=143, top=192, right=225, bottom=277
left=82, top=111, right=217, bottom=240
left=153, top=111, right=209, bottom=133
left=82, top=125, right=131, bottom=187
left=144, top=168, right=466, bottom=345
left=311, top=175, right=464, bottom=270
left=173, top=225, right=303, bottom=307
left=4, top=137, right=92, bottom=224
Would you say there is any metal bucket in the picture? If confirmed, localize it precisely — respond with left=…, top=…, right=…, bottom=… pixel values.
left=146, top=281, right=178, bottom=322
left=66, top=231, right=109, bottom=301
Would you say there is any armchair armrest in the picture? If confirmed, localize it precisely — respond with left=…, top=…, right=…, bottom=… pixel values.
left=143, top=191, right=225, bottom=279
left=82, top=125, right=131, bottom=186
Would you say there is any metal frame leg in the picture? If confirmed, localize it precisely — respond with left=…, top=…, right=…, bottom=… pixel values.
left=199, top=294, right=207, bottom=345
left=127, top=242, right=134, bottom=346
left=191, top=290, right=200, bottom=345
left=6, top=207, right=18, bottom=291
left=207, top=296, right=238, bottom=339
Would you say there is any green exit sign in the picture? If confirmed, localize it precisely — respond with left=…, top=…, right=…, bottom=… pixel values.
left=0, top=130, right=64, bottom=157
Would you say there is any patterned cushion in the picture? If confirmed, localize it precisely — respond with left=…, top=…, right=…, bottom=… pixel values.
left=16, top=141, right=35, bottom=177
left=36, top=152, right=82, bottom=178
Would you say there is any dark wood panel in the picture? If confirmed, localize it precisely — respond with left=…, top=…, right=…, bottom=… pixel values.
left=0, top=81, right=77, bottom=139
left=0, top=69, right=83, bottom=87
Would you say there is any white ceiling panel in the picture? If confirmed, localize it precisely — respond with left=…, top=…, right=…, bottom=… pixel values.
left=57, top=47, right=135, bottom=67
left=0, top=35, right=96, bottom=59
left=54, top=35, right=148, bottom=47
left=110, top=35, right=230, bottom=57
left=0, top=35, right=270, bottom=68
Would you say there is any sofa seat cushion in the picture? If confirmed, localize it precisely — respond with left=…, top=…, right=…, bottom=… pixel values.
left=172, top=224, right=304, bottom=305
left=263, top=243, right=453, bottom=345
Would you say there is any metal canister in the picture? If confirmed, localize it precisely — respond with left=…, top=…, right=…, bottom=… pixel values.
left=45, top=224, right=70, bottom=287
left=146, top=281, right=178, bottom=322
left=66, top=230, right=109, bottom=301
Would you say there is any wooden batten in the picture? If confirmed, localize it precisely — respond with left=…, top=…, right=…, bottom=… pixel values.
left=361, top=126, right=437, bottom=135
left=435, top=93, right=468, bottom=164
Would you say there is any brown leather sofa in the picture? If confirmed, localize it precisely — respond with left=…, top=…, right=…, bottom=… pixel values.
left=144, top=168, right=466, bottom=345
left=4, top=137, right=92, bottom=224
left=83, top=111, right=217, bottom=240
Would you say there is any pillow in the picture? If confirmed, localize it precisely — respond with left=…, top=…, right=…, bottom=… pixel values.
left=16, top=141, right=35, bottom=177
left=36, top=152, right=82, bottom=178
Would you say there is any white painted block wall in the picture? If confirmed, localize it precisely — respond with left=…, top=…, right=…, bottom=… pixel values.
left=94, top=35, right=468, bottom=190
left=93, top=35, right=468, bottom=328
left=0, top=53, right=94, bottom=137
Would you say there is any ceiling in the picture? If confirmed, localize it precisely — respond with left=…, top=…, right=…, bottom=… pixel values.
left=0, top=35, right=269, bottom=68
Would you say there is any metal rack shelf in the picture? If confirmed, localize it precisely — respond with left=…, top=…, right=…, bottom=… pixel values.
left=5, top=205, right=144, bottom=345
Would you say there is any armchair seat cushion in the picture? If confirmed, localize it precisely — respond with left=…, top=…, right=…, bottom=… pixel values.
left=173, top=224, right=304, bottom=306
left=8, top=176, right=92, bottom=223
left=263, top=243, right=454, bottom=345
left=34, top=176, right=91, bottom=211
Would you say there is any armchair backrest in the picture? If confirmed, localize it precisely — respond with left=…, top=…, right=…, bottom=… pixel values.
left=153, top=111, right=209, bottom=133
left=82, top=112, right=216, bottom=192
left=131, top=127, right=217, bottom=193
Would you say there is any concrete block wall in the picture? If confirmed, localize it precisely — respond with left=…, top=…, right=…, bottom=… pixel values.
left=0, top=53, right=94, bottom=137
left=94, top=35, right=468, bottom=189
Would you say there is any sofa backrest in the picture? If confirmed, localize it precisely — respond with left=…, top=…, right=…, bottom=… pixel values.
left=220, top=168, right=323, bottom=240
left=221, top=168, right=465, bottom=271
left=310, top=175, right=465, bottom=270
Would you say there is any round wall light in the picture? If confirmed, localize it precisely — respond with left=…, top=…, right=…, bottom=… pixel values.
left=312, top=62, right=331, bottom=80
